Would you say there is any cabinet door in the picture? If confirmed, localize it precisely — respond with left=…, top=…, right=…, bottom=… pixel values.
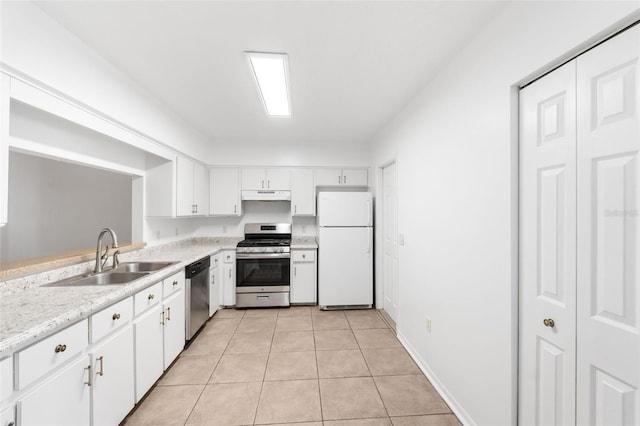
left=315, top=168, right=342, bottom=186
left=241, top=167, right=266, bottom=190
left=133, top=304, right=163, bottom=402
left=210, top=263, right=221, bottom=317
left=291, top=169, right=315, bottom=216
left=163, top=290, right=185, bottom=369
left=222, top=249, right=236, bottom=307
left=266, top=168, right=290, bottom=190
left=291, top=261, right=316, bottom=304
left=342, top=168, right=368, bottom=186
left=210, top=168, right=241, bottom=216
left=0, top=73, right=9, bottom=227
left=192, top=162, right=209, bottom=216
left=92, top=326, right=134, bottom=426
left=176, top=156, right=194, bottom=216
left=18, top=356, right=91, bottom=426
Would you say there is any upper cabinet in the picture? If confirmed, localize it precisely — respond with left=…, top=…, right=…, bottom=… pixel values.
left=209, top=167, right=241, bottom=216
left=241, top=167, right=290, bottom=190
left=0, top=73, right=9, bottom=227
left=315, top=168, right=368, bottom=187
left=291, top=168, right=315, bottom=216
left=176, top=156, right=208, bottom=216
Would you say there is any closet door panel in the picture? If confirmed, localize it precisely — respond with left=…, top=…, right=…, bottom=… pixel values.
left=576, top=24, right=640, bottom=426
left=519, top=60, right=577, bottom=426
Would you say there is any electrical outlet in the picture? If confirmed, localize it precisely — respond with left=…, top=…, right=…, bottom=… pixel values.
left=426, top=318, right=432, bottom=333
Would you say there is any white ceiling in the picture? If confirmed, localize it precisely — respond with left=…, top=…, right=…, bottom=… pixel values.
left=35, top=1, right=506, bottom=148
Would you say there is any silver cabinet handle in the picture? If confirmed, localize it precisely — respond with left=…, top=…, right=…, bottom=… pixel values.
left=234, top=205, right=237, bottom=214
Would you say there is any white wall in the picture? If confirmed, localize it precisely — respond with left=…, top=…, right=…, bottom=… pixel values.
left=0, top=1, right=210, bottom=160
left=370, top=2, right=640, bottom=425
left=0, top=151, right=132, bottom=263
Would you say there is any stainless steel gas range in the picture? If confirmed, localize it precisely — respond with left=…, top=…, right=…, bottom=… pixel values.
left=235, top=223, right=291, bottom=308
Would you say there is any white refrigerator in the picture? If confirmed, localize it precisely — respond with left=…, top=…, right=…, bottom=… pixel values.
left=317, top=191, right=373, bottom=309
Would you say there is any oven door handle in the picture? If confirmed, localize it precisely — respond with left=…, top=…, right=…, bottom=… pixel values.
left=236, top=253, right=291, bottom=259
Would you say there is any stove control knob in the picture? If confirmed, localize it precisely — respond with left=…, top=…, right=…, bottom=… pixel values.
left=277, top=247, right=284, bottom=253
left=258, top=247, right=267, bottom=253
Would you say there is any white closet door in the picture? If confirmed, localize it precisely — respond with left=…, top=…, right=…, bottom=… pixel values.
left=576, top=24, right=640, bottom=426
left=519, top=60, right=577, bottom=426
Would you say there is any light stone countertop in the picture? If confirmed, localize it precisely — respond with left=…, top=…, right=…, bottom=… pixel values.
left=0, top=237, right=241, bottom=358
left=291, top=237, right=318, bottom=249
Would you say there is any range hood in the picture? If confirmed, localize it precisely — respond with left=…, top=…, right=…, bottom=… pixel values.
left=241, top=190, right=291, bottom=201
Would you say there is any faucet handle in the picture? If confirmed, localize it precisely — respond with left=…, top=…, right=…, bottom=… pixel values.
left=112, top=250, right=120, bottom=269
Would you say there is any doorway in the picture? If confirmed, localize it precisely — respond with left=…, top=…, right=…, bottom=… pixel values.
left=382, top=161, right=399, bottom=324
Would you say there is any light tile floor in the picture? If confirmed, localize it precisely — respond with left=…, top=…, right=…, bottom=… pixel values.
left=123, top=306, right=461, bottom=426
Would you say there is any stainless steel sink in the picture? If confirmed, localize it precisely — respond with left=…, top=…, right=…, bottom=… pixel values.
left=43, top=271, right=148, bottom=287
left=114, top=261, right=177, bottom=273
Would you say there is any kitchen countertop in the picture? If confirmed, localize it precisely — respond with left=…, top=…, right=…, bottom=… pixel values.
left=0, top=237, right=241, bottom=358
left=291, top=237, right=318, bottom=249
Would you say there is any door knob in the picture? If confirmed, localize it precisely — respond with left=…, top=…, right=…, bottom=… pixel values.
left=543, top=318, right=555, bottom=328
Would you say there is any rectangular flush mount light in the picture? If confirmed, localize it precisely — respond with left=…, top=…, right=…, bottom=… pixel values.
left=245, top=52, right=291, bottom=117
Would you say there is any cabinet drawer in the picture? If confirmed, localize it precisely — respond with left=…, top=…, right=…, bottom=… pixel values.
left=134, top=282, right=162, bottom=316
left=90, top=297, right=133, bottom=343
left=163, top=271, right=185, bottom=299
left=222, top=251, right=234, bottom=264
left=15, top=319, right=88, bottom=390
left=211, top=253, right=221, bottom=269
left=292, top=250, right=315, bottom=262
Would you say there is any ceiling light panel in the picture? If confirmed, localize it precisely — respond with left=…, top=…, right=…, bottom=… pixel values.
left=246, top=52, right=291, bottom=117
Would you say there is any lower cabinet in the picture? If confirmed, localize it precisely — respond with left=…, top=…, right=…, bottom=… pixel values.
left=133, top=304, right=164, bottom=402
left=133, top=271, right=186, bottom=401
left=162, top=289, right=185, bottom=369
left=8, top=270, right=187, bottom=425
left=209, top=254, right=221, bottom=316
left=222, top=250, right=236, bottom=306
left=290, top=249, right=317, bottom=304
left=18, top=355, right=91, bottom=426
left=91, top=326, right=134, bottom=426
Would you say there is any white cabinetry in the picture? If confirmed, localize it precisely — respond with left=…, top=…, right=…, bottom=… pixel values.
left=162, top=286, right=185, bottom=368
left=291, top=249, right=317, bottom=304
left=315, top=168, right=368, bottom=187
left=133, top=271, right=185, bottom=401
left=209, top=167, right=241, bottom=216
left=242, top=167, right=290, bottom=190
left=18, top=356, right=91, bottom=426
left=176, top=156, right=208, bottom=216
left=0, top=73, right=9, bottom=227
left=91, top=327, right=134, bottom=426
left=133, top=281, right=163, bottom=401
left=291, top=168, right=315, bottom=216
left=210, top=253, right=221, bottom=316
left=88, top=296, right=134, bottom=426
left=221, top=250, right=236, bottom=306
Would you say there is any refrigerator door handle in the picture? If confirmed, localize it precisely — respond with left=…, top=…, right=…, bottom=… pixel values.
left=366, top=200, right=372, bottom=226
left=367, top=228, right=372, bottom=254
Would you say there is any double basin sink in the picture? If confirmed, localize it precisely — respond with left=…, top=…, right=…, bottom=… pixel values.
left=43, top=262, right=177, bottom=287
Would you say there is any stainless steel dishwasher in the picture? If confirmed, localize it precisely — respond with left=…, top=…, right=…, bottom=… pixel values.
left=185, top=256, right=210, bottom=340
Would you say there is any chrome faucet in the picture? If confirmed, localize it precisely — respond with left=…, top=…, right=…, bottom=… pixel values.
left=94, top=228, right=120, bottom=274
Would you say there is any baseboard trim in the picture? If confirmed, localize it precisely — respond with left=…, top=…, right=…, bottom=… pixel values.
left=396, top=331, right=475, bottom=426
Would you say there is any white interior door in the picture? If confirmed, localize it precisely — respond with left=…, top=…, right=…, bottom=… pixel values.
left=382, top=162, right=399, bottom=322
left=519, top=60, right=577, bottom=426
left=576, top=24, right=640, bottom=426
